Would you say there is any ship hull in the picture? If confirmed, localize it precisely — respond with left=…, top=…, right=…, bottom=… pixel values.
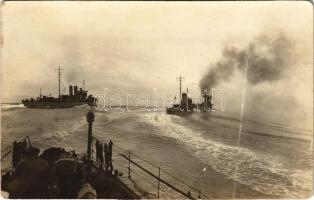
left=166, top=107, right=193, bottom=116
left=22, top=101, right=88, bottom=109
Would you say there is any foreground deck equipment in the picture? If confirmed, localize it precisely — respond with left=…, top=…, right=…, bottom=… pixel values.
left=1, top=111, right=138, bottom=199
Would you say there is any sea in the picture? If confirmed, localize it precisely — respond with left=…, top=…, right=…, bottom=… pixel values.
left=1, top=103, right=313, bottom=198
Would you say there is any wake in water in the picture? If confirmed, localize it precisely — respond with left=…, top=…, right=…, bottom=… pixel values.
left=1, top=106, right=312, bottom=198
left=140, top=112, right=312, bottom=198
left=1, top=103, right=25, bottom=111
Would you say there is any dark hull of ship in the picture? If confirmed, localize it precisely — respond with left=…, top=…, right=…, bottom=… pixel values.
left=22, top=101, right=91, bottom=109
left=1, top=141, right=140, bottom=199
left=166, top=107, right=193, bottom=116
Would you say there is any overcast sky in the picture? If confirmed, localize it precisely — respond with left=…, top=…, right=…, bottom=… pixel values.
left=2, top=1, right=313, bottom=126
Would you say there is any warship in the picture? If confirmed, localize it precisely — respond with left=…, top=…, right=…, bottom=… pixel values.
left=166, top=76, right=213, bottom=115
left=1, top=111, right=205, bottom=199
left=21, top=67, right=95, bottom=109
left=1, top=111, right=137, bottom=198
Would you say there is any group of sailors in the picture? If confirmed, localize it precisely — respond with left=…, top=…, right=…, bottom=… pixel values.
left=95, top=139, right=113, bottom=172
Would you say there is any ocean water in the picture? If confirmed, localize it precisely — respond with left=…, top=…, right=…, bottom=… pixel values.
left=1, top=104, right=313, bottom=198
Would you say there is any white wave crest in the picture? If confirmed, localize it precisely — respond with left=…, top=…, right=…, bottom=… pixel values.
left=141, top=112, right=312, bottom=198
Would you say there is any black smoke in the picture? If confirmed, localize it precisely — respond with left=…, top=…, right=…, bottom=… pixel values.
left=199, top=34, right=294, bottom=91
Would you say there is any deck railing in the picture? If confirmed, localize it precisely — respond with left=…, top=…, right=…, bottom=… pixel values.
left=92, top=137, right=209, bottom=199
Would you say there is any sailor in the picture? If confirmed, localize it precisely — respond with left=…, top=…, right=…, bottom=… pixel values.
left=104, top=143, right=109, bottom=171
left=99, top=142, right=104, bottom=169
left=95, top=140, right=104, bottom=169
left=12, top=141, right=18, bottom=169
left=95, top=140, right=100, bottom=165
left=108, top=140, right=113, bottom=172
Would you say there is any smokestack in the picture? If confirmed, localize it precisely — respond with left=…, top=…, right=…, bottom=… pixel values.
left=74, top=85, right=78, bottom=96
left=203, top=91, right=208, bottom=108
left=69, top=85, right=73, bottom=96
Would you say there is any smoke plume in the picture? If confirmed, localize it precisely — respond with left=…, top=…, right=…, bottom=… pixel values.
left=199, top=34, right=294, bottom=91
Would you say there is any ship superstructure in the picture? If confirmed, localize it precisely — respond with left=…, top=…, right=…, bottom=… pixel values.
left=166, top=76, right=213, bottom=115
left=197, top=90, right=213, bottom=112
left=166, top=75, right=194, bottom=115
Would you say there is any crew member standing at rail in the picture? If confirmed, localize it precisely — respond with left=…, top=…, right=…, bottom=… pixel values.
left=95, top=141, right=100, bottom=165
left=104, top=143, right=109, bottom=171
left=99, top=141, right=104, bottom=169
left=108, top=140, right=113, bottom=172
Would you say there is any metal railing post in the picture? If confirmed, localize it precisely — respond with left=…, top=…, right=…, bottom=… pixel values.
left=128, top=151, right=131, bottom=179
left=120, top=153, right=196, bottom=200
left=157, top=167, right=160, bottom=198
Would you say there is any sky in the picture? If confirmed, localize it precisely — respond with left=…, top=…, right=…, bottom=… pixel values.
left=1, top=1, right=313, bottom=126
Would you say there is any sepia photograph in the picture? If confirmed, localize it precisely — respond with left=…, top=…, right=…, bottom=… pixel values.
left=1, top=1, right=313, bottom=199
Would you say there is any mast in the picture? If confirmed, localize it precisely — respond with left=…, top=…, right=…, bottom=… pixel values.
left=55, top=66, right=64, bottom=100
left=176, top=75, right=185, bottom=99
